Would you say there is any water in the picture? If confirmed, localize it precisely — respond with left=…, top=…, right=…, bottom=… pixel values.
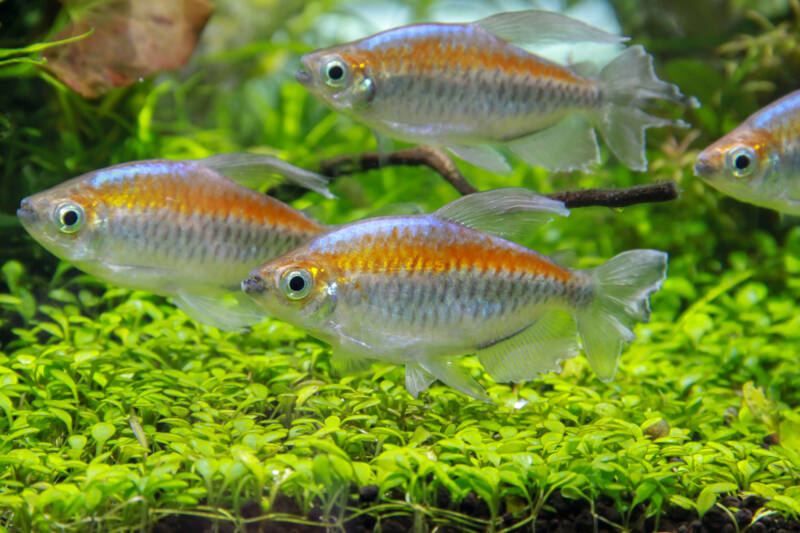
left=0, top=1, right=799, bottom=532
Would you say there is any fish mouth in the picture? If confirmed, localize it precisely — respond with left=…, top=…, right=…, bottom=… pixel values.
left=241, top=276, right=265, bottom=295
left=294, top=68, right=311, bottom=86
left=16, top=198, right=38, bottom=226
left=693, top=160, right=714, bottom=178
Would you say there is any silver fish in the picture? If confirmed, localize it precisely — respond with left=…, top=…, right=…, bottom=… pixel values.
left=18, top=154, right=330, bottom=329
left=242, top=189, right=668, bottom=401
left=695, top=89, right=800, bottom=215
left=297, top=10, right=695, bottom=173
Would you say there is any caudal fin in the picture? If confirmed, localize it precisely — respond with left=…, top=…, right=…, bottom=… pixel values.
left=574, top=250, right=667, bottom=381
left=595, top=45, right=698, bottom=171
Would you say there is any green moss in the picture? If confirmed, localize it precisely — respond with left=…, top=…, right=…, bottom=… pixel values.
left=1, top=1, right=800, bottom=532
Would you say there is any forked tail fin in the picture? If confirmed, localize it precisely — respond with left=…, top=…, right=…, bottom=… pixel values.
left=596, top=45, right=698, bottom=171
left=574, top=249, right=668, bottom=381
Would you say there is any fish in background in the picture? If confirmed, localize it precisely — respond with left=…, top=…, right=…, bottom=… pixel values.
left=242, top=188, right=667, bottom=402
left=296, top=9, right=696, bottom=174
left=18, top=154, right=332, bottom=330
left=695, top=89, right=800, bottom=216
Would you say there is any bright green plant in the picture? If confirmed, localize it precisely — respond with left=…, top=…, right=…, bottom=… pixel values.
left=1, top=1, right=800, bottom=532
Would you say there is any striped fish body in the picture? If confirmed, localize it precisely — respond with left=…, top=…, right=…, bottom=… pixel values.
left=695, top=89, right=800, bottom=215
left=288, top=215, right=589, bottom=363
left=18, top=158, right=327, bottom=328
left=243, top=188, right=667, bottom=401
left=320, top=24, right=602, bottom=144
left=297, top=10, right=693, bottom=172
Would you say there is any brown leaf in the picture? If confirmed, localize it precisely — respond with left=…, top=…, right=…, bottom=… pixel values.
left=41, top=0, right=213, bottom=98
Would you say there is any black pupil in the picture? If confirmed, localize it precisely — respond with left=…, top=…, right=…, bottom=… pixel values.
left=734, top=154, right=750, bottom=170
left=328, top=64, right=344, bottom=80
left=62, top=210, right=78, bottom=226
left=289, top=275, right=305, bottom=292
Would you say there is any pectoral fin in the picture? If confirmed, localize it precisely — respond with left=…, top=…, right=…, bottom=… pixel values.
left=331, top=347, right=373, bottom=374
left=173, top=288, right=267, bottom=331
left=371, top=130, right=396, bottom=167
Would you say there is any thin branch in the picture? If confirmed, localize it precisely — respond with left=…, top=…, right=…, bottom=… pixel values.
left=547, top=181, right=679, bottom=209
left=319, top=146, right=478, bottom=196
left=318, top=147, right=680, bottom=208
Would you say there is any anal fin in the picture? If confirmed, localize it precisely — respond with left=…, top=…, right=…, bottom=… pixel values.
left=476, top=310, right=578, bottom=383
left=507, top=115, right=600, bottom=172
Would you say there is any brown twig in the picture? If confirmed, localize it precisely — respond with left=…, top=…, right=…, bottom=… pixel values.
left=318, top=147, right=680, bottom=208
left=319, top=146, right=479, bottom=196
left=547, top=181, right=679, bottom=208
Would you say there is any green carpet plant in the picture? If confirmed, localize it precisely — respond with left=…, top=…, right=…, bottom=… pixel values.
left=1, top=1, right=799, bottom=531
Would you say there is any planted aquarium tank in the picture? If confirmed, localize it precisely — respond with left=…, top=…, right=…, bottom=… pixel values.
left=1, top=0, right=799, bottom=532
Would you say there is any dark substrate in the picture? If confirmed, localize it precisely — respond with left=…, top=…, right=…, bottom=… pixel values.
left=153, top=488, right=800, bottom=533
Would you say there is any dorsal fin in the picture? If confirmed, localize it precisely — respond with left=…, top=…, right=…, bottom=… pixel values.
left=433, top=188, right=569, bottom=241
left=472, top=10, right=627, bottom=46
left=570, top=60, right=601, bottom=78
left=549, top=249, right=579, bottom=268
left=199, top=153, right=334, bottom=198
left=363, top=202, right=425, bottom=218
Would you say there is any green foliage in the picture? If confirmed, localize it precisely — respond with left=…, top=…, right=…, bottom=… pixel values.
left=0, top=30, right=92, bottom=68
left=1, top=1, right=800, bottom=532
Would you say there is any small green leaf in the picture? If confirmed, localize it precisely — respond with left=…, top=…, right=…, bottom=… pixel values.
left=50, top=369, right=78, bottom=400
left=68, top=435, right=87, bottom=450
left=633, top=480, right=659, bottom=507
left=696, top=486, right=717, bottom=517
left=50, top=407, right=72, bottom=432
left=91, top=422, right=115, bottom=444
left=312, top=454, right=333, bottom=486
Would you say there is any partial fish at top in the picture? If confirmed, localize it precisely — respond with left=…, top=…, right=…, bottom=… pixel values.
left=242, top=188, right=668, bottom=402
left=17, top=154, right=332, bottom=330
left=296, top=9, right=697, bottom=174
left=695, top=88, right=800, bottom=216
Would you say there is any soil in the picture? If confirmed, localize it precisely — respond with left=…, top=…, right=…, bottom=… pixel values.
left=152, top=488, right=800, bottom=533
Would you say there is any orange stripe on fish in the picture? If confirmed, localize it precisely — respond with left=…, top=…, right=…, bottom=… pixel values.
left=74, top=170, right=323, bottom=234
left=340, top=35, right=586, bottom=85
left=317, top=225, right=573, bottom=282
left=298, top=12, right=693, bottom=173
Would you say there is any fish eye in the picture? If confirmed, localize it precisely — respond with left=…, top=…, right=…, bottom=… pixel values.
left=54, top=202, right=85, bottom=234
left=725, top=145, right=757, bottom=178
left=323, top=58, right=349, bottom=87
left=281, top=269, right=313, bottom=300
